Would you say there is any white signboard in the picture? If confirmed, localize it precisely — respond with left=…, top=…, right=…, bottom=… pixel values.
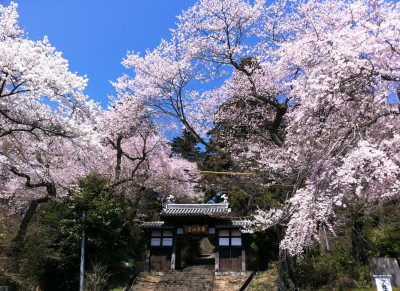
left=374, top=275, right=392, bottom=291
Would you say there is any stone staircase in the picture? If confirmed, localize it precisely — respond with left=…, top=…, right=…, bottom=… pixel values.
left=132, top=256, right=252, bottom=291
left=133, top=273, right=162, bottom=291
left=213, top=273, right=249, bottom=290
left=154, top=265, right=214, bottom=291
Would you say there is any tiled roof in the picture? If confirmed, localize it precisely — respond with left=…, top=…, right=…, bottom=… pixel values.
left=161, top=203, right=231, bottom=217
left=142, top=219, right=251, bottom=229
left=141, top=221, right=174, bottom=228
left=215, top=220, right=251, bottom=228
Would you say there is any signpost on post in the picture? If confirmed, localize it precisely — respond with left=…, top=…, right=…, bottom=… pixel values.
left=373, top=275, right=392, bottom=291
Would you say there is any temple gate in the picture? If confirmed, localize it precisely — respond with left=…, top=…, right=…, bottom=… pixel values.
left=142, top=203, right=249, bottom=272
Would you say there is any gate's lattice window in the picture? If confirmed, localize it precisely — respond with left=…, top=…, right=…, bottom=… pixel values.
left=151, top=230, right=173, bottom=246
left=219, top=229, right=242, bottom=246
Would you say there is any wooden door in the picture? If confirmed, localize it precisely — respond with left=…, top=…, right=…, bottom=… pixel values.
left=219, top=248, right=242, bottom=271
left=230, top=248, right=242, bottom=271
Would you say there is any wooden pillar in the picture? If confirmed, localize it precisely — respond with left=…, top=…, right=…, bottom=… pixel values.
left=241, top=248, right=246, bottom=271
left=171, top=234, right=177, bottom=270
left=146, top=249, right=151, bottom=271
left=215, top=244, right=220, bottom=272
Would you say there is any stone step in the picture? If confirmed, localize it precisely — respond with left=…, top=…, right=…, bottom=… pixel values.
left=133, top=269, right=251, bottom=290
left=133, top=273, right=162, bottom=291
left=154, top=268, right=215, bottom=291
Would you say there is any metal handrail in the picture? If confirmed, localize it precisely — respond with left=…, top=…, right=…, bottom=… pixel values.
left=239, top=271, right=256, bottom=291
left=124, top=271, right=140, bottom=291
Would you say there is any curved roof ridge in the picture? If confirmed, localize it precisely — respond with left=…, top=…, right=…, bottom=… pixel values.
left=165, top=203, right=229, bottom=209
left=161, top=202, right=231, bottom=217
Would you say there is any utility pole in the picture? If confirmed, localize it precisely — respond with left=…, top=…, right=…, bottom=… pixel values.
left=79, top=209, right=86, bottom=291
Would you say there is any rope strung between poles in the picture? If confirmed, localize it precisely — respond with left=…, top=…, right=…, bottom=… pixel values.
left=184, top=169, right=254, bottom=176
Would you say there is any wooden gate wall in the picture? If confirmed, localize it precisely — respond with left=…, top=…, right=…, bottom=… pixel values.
left=150, top=248, right=172, bottom=271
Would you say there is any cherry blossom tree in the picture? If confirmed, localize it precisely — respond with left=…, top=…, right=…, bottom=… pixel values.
left=112, top=0, right=287, bottom=148
left=0, top=1, right=98, bottom=203
left=114, top=0, right=400, bottom=262
left=96, top=94, right=201, bottom=204
left=112, top=0, right=291, bottom=218
left=0, top=2, right=99, bottom=279
left=1, top=0, right=398, bottom=287
left=251, top=0, right=400, bottom=258
left=0, top=1, right=200, bottom=286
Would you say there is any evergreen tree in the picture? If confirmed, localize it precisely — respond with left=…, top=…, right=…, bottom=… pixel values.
left=19, top=174, right=145, bottom=290
left=169, top=129, right=205, bottom=164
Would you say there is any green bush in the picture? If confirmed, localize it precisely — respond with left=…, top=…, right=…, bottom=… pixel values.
left=19, top=174, right=146, bottom=290
left=294, top=203, right=400, bottom=290
left=294, top=236, right=370, bottom=290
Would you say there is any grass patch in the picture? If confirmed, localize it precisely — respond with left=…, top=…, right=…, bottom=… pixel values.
left=247, top=268, right=278, bottom=291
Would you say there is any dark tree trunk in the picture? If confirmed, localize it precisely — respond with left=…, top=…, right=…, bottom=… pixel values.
left=278, top=250, right=298, bottom=291
left=351, top=211, right=366, bottom=263
left=115, top=135, right=123, bottom=181
left=276, top=226, right=298, bottom=291
left=7, top=200, right=40, bottom=273
left=5, top=183, right=55, bottom=285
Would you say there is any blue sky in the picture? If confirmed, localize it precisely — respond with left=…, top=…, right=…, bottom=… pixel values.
left=6, top=0, right=195, bottom=107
